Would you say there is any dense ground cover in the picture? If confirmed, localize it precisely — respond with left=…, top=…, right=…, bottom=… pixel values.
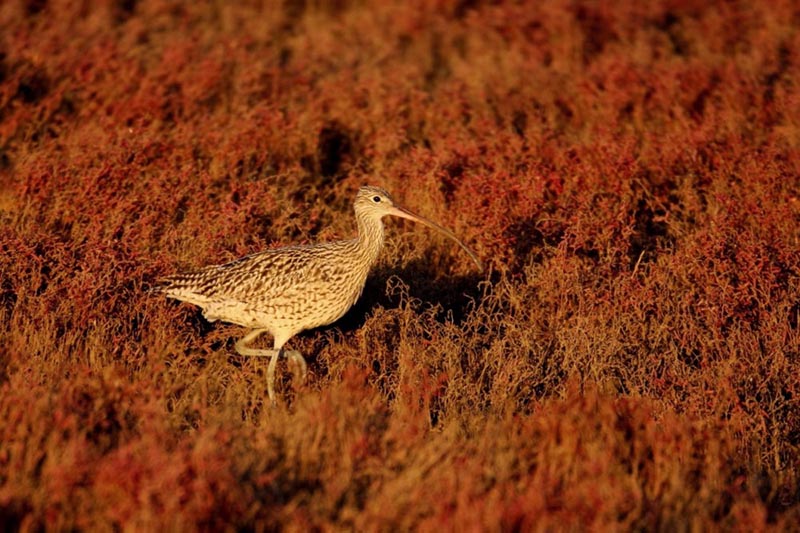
left=1, top=0, right=799, bottom=529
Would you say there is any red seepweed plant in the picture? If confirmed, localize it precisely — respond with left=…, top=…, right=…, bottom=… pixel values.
left=0, top=0, right=798, bottom=529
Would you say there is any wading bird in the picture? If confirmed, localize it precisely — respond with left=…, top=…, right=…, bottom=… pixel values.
left=157, top=186, right=482, bottom=403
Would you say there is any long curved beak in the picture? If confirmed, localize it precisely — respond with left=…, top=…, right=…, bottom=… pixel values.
left=387, top=205, right=484, bottom=272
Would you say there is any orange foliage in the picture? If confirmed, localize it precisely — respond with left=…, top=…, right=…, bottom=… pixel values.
left=1, top=0, right=799, bottom=529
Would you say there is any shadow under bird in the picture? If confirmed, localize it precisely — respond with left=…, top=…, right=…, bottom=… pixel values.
left=156, top=185, right=483, bottom=403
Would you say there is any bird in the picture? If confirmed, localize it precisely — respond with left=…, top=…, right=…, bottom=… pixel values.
left=156, top=185, right=483, bottom=403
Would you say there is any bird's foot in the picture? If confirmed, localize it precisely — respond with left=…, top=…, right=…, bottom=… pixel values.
left=285, top=350, right=308, bottom=385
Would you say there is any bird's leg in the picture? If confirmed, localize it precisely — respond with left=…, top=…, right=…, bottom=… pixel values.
left=234, top=329, right=279, bottom=357
left=234, top=331, right=306, bottom=403
left=235, top=329, right=281, bottom=405
left=266, top=348, right=281, bottom=405
left=285, top=350, right=308, bottom=386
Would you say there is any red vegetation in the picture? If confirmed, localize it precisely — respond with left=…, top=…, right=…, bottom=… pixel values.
left=1, top=0, right=799, bottom=529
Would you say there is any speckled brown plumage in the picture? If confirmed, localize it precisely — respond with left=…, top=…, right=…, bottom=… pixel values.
left=157, top=185, right=482, bottom=403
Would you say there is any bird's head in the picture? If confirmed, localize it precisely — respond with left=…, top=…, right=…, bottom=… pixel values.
left=354, top=185, right=405, bottom=220
left=354, top=185, right=483, bottom=271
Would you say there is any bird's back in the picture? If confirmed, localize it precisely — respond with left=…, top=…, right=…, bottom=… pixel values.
left=158, top=240, right=372, bottom=331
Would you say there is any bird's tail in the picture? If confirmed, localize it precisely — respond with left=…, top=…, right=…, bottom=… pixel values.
left=148, top=270, right=217, bottom=307
left=147, top=272, right=195, bottom=295
left=146, top=276, right=173, bottom=295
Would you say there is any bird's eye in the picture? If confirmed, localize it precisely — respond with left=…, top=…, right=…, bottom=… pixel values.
left=372, top=196, right=381, bottom=203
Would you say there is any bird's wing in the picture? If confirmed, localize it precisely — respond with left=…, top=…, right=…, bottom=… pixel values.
left=159, top=242, right=351, bottom=305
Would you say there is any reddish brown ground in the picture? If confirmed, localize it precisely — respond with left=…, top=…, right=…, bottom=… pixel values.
left=1, top=0, right=799, bottom=530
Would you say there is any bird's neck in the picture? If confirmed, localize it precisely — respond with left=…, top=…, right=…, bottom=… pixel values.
left=355, top=211, right=385, bottom=265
